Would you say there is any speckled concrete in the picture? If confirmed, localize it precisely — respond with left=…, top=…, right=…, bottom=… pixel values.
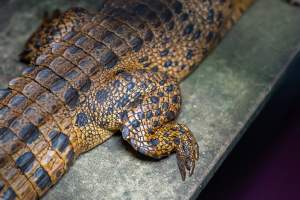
left=0, top=0, right=300, bottom=199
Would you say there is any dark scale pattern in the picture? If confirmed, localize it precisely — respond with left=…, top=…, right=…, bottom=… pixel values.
left=108, top=0, right=165, bottom=35
left=173, top=1, right=183, bottom=14
left=7, top=95, right=28, bottom=112
left=0, top=181, right=4, bottom=192
left=1, top=0, right=256, bottom=198
left=0, top=128, right=24, bottom=156
left=99, top=15, right=145, bottom=52
left=180, top=13, right=189, bottom=21
left=23, top=106, right=45, bottom=126
left=96, top=89, right=109, bottom=103
left=18, top=123, right=40, bottom=144
left=141, top=0, right=174, bottom=26
left=186, top=49, right=193, bottom=60
left=34, top=167, right=52, bottom=190
left=8, top=118, right=40, bottom=145
left=75, top=112, right=89, bottom=127
left=102, top=7, right=155, bottom=42
left=183, top=24, right=194, bottom=36
left=160, top=49, right=169, bottom=57
left=2, top=187, right=16, bottom=200
left=164, top=60, right=173, bottom=68
left=0, top=89, right=11, bottom=101
left=16, top=152, right=35, bottom=173
left=50, top=131, right=70, bottom=153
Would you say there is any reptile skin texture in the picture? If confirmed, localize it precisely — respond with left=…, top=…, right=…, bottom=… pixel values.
left=0, top=0, right=255, bottom=199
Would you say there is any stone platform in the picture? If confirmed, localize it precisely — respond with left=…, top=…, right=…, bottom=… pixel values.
left=0, top=0, right=299, bottom=199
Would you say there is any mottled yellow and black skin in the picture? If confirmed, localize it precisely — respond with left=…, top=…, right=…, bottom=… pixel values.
left=0, top=0, right=256, bottom=199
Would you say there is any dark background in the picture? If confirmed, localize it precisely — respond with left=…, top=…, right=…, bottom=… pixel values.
left=198, top=51, right=300, bottom=200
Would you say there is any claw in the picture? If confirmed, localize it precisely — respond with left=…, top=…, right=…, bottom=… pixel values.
left=195, top=142, right=200, bottom=160
left=189, top=160, right=195, bottom=177
left=175, top=128, right=199, bottom=181
left=185, top=159, right=192, bottom=171
left=176, top=153, right=187, bottom=181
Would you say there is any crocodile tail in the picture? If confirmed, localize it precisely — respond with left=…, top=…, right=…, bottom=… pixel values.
left=0, top=37, right=95, bottom=198
left=0, top=63, right=81, bottom=199
left=0, top=16, right=109, bottom=195
left=0, top=5, right=126, bottom=197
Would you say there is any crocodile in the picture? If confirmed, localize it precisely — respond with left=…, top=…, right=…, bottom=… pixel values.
left=0, top=0, right=257, bottom=199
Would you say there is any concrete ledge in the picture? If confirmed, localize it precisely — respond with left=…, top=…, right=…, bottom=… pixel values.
left=0, top=0, right=300, bottom=199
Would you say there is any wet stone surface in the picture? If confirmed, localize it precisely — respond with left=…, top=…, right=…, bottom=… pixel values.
left=0, top=0, right=300, bottom=199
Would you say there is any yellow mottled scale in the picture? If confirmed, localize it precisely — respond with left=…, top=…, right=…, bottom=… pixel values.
left=0, top=0, right=256, bottom=199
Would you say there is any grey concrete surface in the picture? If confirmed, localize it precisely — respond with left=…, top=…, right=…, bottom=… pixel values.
left=0, top=0, right=300, bottom=199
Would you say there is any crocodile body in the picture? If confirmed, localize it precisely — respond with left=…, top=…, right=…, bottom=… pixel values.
left=0, top=0, right=255, bottom=199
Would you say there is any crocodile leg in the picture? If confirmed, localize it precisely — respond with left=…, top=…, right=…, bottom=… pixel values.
left=72, top=68, right=199, bottom=179
left=111, top=69, right=199, bottom=180
left=120, top=89, right=200, bottom=181
left=122, top=121, right=199, bottom=181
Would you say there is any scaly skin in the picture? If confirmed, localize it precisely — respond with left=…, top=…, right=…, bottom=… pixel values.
left=0, top=1, right=256, bottom=199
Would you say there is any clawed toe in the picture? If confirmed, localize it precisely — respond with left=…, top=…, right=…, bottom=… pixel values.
left=175, top=128, right=199, bottom=181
